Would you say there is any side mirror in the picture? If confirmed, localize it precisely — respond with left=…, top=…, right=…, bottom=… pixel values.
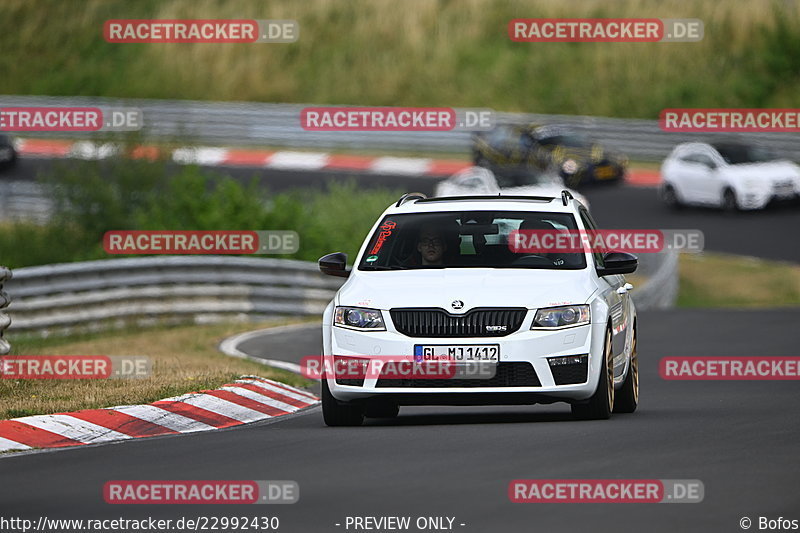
left=319, top=252, right=350, bottom=278
left=597, top=251, right=638, bottom=276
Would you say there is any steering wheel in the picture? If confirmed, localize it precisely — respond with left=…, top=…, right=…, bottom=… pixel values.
left=511, top=254, right=556, bottom=267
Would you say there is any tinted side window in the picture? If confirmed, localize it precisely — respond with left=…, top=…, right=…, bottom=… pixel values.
left=680, top=152, right=715, bottom=167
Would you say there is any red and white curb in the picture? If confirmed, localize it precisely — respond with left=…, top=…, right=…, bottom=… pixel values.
left=15, top=138, right=470, bottom=177
left=0, top=376, right=318, bottom=454
left=14, top=138, right=661, bottom=185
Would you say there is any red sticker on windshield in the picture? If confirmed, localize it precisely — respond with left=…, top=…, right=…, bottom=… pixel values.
left=369, top=220, right=396, bottom=255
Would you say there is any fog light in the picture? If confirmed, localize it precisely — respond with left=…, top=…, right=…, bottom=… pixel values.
left=547, top=354, right=587, bottom=367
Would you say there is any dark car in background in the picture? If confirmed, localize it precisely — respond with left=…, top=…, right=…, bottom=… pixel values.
left=472, top=124, right=627, bottom=187
left=0, top=134, right=18, bottom=171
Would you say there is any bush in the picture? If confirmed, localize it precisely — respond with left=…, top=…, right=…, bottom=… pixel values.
left=0, top=154, right=401, bottom=268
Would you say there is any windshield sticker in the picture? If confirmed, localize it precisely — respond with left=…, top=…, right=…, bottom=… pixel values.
left=369, top=220, right=396, bottom=255
left=366, top=255, right=378, bottom=262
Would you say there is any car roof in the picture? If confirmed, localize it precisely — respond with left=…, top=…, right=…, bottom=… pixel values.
left=385, top=194, right=580, bottom=215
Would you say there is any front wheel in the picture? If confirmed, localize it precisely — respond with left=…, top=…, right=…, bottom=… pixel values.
left=721, top=188, right=739, bottom=212
left=322, top=378, right=364, bottom=427
left=572, top=328, right=614, bottom=420
left=613, top=329, right=638, bottom=413
left=662, top=184, right=683, bottom=210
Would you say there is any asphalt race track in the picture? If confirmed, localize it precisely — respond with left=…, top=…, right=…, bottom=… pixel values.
left=2, top=157, right=798, bottom=532
left=2, top=309, right=798, bottom=533
left=4, top=158, right=799, bottom=262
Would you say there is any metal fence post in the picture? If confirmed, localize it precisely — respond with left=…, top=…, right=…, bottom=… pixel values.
left=0, top=267, right=11, bottom=355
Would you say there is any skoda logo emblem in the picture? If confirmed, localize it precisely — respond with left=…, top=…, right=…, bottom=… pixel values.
left=451, top=300, right=464, bottom=310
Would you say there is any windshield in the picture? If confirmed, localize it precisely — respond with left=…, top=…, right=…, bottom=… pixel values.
left=358, top=210, right=587, bottom=271
left=713, top=143, right=779, bottom=164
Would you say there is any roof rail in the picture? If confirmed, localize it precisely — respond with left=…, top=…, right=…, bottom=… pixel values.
left=417, top=195, right=554, bottom=203
left=395, top=192, right=427, bottom=207
left=561, top=190, right=574, bottom=206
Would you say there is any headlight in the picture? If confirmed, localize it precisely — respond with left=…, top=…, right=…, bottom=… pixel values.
left=561, top=159, right=578, bottom=174
left=531, top=305, right=590, bottom=329
left=334, top=306, right=385, bottom=330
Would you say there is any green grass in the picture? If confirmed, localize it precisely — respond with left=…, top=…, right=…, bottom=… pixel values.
left=678, top=252, right=800, bottom=308
left=1, top=319, right=313, bottom=419
left=0, top=0, right=798, bottom=118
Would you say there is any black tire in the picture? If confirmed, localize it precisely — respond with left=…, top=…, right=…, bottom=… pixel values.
left=0, top=153, right=16, bottom=172
left=722, top=188, right=739, bottom=212
left=662, top=184, right=683, bottom=210
left=321, top=378, right=364, bottom=427
left=572, top=328, right=614, bottom=420
left=613, top=328, right=638, bottom=414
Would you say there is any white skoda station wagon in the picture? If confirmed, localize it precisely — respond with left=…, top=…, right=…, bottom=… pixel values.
left=318, top=192, right=639, bottom=426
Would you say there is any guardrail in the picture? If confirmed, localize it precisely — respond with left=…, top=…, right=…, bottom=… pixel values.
left=4, top=254, right=676, bottom=338
left=632, top=250, right=679, bottom=310
left=0, top=267, right=11, bottom=354
left=3, top=95, right=800, bottom=161
left=5, top=257, right=343, bottom=336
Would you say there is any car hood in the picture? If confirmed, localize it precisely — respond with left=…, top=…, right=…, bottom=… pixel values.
left=722, top=161, right=800, bottom=183
left=337, top=268, right=596, bottom=311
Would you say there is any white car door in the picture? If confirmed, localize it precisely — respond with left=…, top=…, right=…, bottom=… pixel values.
left=579, top=208, right=628, bottom=375
left=690, top=152, right=725, bottom=204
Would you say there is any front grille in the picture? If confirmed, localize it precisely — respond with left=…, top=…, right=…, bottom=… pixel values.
left=390, top=307, right=527, bottom=337
left=335, top=377, right=364, bottom=387
left=550, top=356, right=589, bottom=385
left=376, top=362, right=541, bottom=388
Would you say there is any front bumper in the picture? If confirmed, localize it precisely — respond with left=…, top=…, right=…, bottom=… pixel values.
left=737, top=187, right=798, bottom=210
left=326, top=320, right=606, bottom=403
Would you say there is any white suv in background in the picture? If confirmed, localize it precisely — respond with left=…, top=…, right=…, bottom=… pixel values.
left=661, top=142, right=800, bottom=211
left=318, top=192, right=639, bottom=426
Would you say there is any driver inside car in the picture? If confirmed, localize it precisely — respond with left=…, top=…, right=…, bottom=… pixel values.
left=417, top=225, right=447, bottom=266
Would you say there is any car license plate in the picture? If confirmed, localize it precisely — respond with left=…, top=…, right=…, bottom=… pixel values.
left=414, top=345, right=499, bottom=363
left=774, top=185, right=795, bottom=198
left=595, top=166, right=615, bottom=179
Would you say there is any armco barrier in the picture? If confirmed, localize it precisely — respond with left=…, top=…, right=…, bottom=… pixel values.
left=0, top=266, right=11, bottom=354
left=4, top=253, right=677, bottom=338
left=632, top=250, right=679, bottom=310
left=5, top=257, right=344, bottom=336
left=2, top=95, right=800, bottom=161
